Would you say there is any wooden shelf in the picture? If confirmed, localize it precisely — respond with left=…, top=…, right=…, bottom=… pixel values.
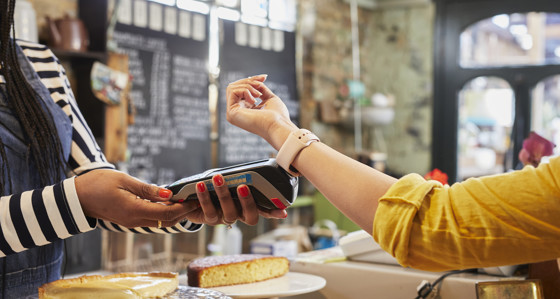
left=52, top=49, right=107, bottom=62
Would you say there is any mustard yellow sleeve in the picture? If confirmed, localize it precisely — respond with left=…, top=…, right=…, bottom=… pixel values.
left=373, top=156, right=560, bottom=271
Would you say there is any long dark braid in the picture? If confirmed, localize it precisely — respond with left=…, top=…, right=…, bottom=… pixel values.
left=0, top=0, right=66, bottom=193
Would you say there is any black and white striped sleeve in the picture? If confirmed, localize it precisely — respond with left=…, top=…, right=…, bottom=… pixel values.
left=18, top=40, right=114, bottom=174
left=31, top=45, right=204, bottom=234
left=98, top=219, right=203, bottom=234
left=0, top=178, right=96, bottom=257
left=0, top=41, right=204, bottom=256
left=21, top=41, right=203, bottom=233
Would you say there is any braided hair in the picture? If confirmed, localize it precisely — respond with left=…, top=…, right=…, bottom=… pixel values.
left=0, top=0, right=66, bottom=194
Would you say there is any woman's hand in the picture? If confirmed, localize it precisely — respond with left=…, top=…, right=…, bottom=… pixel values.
left=186, top=174, right=288, bottom=226
left=75, top=169, right=199, bottom=228
left=226, top=75, right=299, bottom=150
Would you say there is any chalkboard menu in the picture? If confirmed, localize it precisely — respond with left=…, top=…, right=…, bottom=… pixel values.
left=218, top=20, right=299, bottom=167
left=113, top=1, right=211, bottom=184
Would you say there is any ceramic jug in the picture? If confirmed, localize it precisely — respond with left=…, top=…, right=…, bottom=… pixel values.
left=46, top=15, right=89, bottom=52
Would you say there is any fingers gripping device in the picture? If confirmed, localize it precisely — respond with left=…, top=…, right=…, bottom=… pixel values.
left=166, top=158, right=298, bottom=210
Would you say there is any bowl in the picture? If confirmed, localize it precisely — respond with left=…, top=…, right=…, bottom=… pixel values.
left=361, top=106, right=395, bottom=126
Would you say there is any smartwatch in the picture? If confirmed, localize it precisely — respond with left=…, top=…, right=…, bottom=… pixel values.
left=276, top=129, right=320, bottom=176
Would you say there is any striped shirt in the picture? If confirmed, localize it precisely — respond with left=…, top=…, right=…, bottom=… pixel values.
left=0, top=41, right=201, bottom=257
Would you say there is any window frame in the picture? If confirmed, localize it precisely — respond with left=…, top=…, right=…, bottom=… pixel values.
left=433, top=0, right=560, bottom=183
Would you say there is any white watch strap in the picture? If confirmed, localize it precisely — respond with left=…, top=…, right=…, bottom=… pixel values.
left=276, top=129, right=320, bottom=176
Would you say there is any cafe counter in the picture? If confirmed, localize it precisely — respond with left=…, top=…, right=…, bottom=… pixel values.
left=287, top=256, right=506, bottom=299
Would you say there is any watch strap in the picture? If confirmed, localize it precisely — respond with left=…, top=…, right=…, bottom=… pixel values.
left=276, top=129, right=320, bottom=176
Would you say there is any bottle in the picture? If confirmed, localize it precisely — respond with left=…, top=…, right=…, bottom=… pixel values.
left=208, top=225, right=226, bottom=256
left=224, top=224, right=242, bottom=255
left=13, top=0, right=38, bottom=42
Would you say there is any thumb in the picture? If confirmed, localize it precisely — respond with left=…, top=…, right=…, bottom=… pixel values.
left=126, top=177, right=173, bottom=201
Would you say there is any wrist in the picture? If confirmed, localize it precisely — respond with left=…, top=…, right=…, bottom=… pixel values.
left=267, top=120, right=299, bottom=151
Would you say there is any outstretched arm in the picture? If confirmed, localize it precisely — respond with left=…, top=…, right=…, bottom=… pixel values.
left=226, top=75, right=397, bottom=233
left=226, top=75, right=560, bottom=272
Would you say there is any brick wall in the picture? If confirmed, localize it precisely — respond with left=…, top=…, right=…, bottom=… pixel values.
left=299, top=0, right=435, bottom=176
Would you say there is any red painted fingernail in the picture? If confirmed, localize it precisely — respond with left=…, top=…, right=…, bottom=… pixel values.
left=197, top=203, right=201, bottom=208
left=270, top=198, right=286, bottom=209
left=159, top=189, right=172, bottom=198
left=213, top=175, right=224, bottom=187
left=282, top=211, right=288, bottom=218
left=238, top=185, right=249, bottom=197
left=178, top=199, right=185, bottom=203
left=197, top=182, right=206, bottom=193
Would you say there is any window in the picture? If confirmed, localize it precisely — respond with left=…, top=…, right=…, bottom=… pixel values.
left=433, top=0, right=560, bottom=183
left=531, top=75, right=560, bottom=154
left=460, top=12, right=560, bottom=68
left=151, top=0, right=296, bottom=30
left=457, top=77, right=514, bottom=180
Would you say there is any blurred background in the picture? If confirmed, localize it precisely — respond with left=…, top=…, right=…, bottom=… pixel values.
left=15, top=1, right=560, bottom=293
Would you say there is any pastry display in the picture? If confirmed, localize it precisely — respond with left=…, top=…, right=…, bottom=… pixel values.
left=187, top=254, right=289, bottom=288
